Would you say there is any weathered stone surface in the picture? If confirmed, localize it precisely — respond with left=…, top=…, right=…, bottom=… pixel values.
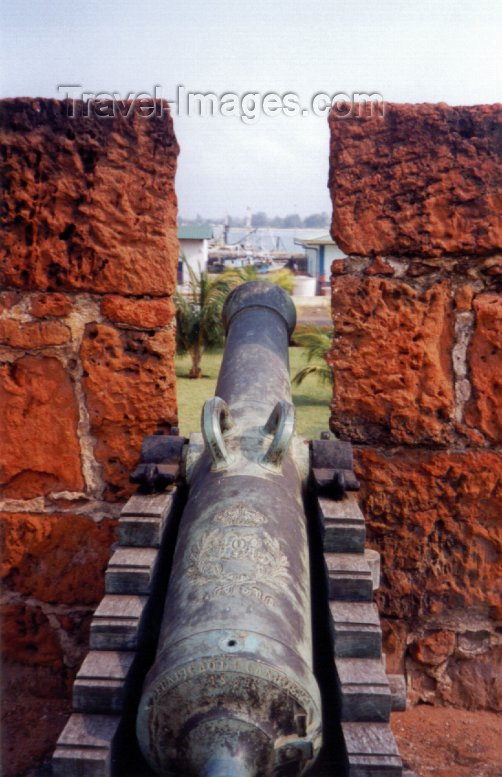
left=101, top=295, right=175, bottom=329
left=0, top=291, right=20, bottom=313
left=0, top=601, right=93, bottom=678
left=328, top=276, right=454, bottom=445
left=0, top=98, right=180, bottom=775
left=1, top=661, right=73, bottom=777
left=380, top=619, right=409, bottom=674
left=81, top=324, right=176, bottom=498
left=365, top=256, right=395, bottom=276
left=465, top=294, right=502, bottom=442
left=0, top=319, right=71, bottom=348
left=328, top=102, right=502, bottom=719
left=406, top=644, right=502, bottom=711
left=445, top=647, right=502, bottom=710
left=355, top=448, right=502, bottom=620
left=29, top=292, right=72, bottom=318
left=328, top=103, right=502, bottom=257
left=80, top=323, right=177, bottom=498
left=0, top=356, right=83, bottom=497
left=331, top=258, right=347, bottom=275
left=409, top=631, right=456, bottom=666
left=454, top=284, right=476, bottom=312
left=0, top=601, right=64, bottom=667
left=0, top=98, right=179, bottom=295
left=1, top=512, right=116, bottom=604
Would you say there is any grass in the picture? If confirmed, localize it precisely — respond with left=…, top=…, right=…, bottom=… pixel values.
left=176, top=347, right=332, bottom=441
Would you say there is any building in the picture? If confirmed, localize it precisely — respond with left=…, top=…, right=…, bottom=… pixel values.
left=294, top=233, right=346, bottom=293
left=178, top=224, right=213, bottom=284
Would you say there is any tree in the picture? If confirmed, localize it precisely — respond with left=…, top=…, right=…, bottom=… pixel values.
left=292, top=326, right=333, bottom=386
left=175, top=263, right=296, bottom=378
left=251, top=211, right=269, bottom=227
left=175, top=262, right=236, bottom=378
left=282, top=213, right=302, bottom=229
left=219, top=266, right=295, bottom=294
left=303, top=212, right=329, bottom=228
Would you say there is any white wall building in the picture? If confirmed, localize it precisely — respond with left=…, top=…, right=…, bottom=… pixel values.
left=178, top=224, right=213, bottom=284
left=294, top=233, right=346, bottom=294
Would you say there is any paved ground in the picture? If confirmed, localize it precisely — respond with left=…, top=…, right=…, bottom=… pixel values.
left=292, top=295, right=332, bottom=326
left=10, top=701, right=502, bottom=776
left=392, top=706, right=502, bottom=777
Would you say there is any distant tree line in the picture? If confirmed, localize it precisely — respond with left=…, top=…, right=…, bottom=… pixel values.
left=249, top=211, right=330, bottom=228
left=180, top=212, right=330, bottom=229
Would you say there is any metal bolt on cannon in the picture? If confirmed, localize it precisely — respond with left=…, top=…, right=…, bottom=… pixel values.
left=136, top=281, right=329, bottom=777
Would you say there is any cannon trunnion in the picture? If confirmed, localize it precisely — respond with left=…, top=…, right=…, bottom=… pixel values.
left=137, top=282, right=322, bottom=777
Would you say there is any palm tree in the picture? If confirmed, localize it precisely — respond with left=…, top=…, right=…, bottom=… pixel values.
left=219, top=265, right=295, bottom=294
left=175, top=263, right=236, bottom=378
left=175, top=262, right=295, bottom=378
left=292, top=325, right=333, bottom=386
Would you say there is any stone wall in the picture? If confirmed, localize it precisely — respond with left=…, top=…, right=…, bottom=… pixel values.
left=327, top=103, right=502, bottom=711
left=0, top=98, right=179, bottom=774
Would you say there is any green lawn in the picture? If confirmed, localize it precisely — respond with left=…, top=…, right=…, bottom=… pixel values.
left=176, top=347, right=332, bottom=441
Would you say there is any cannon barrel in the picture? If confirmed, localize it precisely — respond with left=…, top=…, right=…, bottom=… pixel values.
left=136, top=282, right=322, bottom=777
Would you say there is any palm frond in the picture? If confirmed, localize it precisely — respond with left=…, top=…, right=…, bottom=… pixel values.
left=292, top=324, right=333, bottom=385
left=292, top=365, right=333, bottom=386
left=268, top=268, right=295, bottom=293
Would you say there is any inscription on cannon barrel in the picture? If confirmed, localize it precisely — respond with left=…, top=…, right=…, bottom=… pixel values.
left=150, top=656, right=315, bottom=717
left=187, top=504, right=288, bottom=605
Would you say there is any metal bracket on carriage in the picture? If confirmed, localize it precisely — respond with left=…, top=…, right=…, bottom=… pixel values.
left=310, top=433, right=360, bottom=499
left=129, top=429, right=187, bottom=493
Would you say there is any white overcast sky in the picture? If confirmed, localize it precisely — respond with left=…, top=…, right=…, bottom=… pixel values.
left=1, top=0, right=501, bottom=219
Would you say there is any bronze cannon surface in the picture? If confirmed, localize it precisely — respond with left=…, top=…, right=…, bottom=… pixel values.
left=136, top=282, right=323, bottom=777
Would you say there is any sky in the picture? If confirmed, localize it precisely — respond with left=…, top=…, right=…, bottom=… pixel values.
left=1, top=0, right=501, bottom=220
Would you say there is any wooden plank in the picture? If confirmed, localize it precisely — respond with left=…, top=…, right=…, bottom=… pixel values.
left=342, top=721, right=402, bottom=776
left=118, top=492, right=173, bottom=547
left=318, top=494, right=366, bottom=553
left=73, top=651, right=135, bottom=714
left=330, top=601, right=382, bottom=658
left=90, top=594, right=148, bottom=650
left=105, top=547, right=158, bottom=595
left=120, top=492, right=174, bottom=518
left=52, top=713, right=120, bottom=777
left=335, top=657, right=391, bottom=722
left=388, top=674, right=407, bottom=712
left=118, top=514, right=167, bottom=548
left=324, top=553, right=374, bottom=602
left=365, top=548, right=381, bottom=590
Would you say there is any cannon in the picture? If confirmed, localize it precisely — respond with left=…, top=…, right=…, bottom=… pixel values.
left=52, top=280, right=404, bottom=777
left=136, top=282, right=323, bottom=777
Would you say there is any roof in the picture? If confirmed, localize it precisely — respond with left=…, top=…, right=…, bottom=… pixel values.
left=294, top=233, right=337, bottom=247
left=178, top=224, right=213, bottom=240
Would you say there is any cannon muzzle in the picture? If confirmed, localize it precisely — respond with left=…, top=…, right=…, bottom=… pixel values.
left=136, top=282, right=323, bottom=776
